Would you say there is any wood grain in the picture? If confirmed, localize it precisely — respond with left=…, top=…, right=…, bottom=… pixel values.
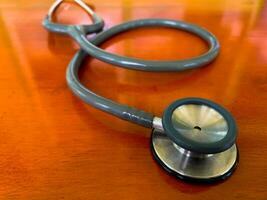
left=0, top=0, right=266, bottom=199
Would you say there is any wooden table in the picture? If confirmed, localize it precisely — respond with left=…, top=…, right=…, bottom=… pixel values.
left=0, top=0, right=266, bottom=199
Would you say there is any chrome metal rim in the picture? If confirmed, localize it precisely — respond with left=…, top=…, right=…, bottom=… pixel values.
left=151, top=129, right=238, bottom=183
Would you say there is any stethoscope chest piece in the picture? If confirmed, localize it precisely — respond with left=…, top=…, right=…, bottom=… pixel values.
left=151, top=98, right=238, bottom=183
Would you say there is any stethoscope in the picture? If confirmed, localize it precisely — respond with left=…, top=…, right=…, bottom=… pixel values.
left=43, top=0, right=239, bottom=183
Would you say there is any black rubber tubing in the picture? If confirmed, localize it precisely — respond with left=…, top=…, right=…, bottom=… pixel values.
left=68, top=19, right=220, bottom=71
left=43, top=15, right=220, bottom=128
left=65, top=19, right=220, bottom=128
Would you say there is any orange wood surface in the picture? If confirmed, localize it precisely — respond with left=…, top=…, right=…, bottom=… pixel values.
left=0, top=0, right=267, bottom=199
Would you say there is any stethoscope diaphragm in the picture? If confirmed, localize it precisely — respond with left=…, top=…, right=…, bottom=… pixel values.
left=151, top=98, right=238, bottom=183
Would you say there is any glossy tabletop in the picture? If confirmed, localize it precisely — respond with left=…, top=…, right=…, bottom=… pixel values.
left=0, top=0, right=267, bottom=199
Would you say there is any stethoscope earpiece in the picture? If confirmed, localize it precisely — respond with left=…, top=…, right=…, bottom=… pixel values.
left=151, top=98, right=238, bottom=183
left=43, top=0, right=239, bottom=184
